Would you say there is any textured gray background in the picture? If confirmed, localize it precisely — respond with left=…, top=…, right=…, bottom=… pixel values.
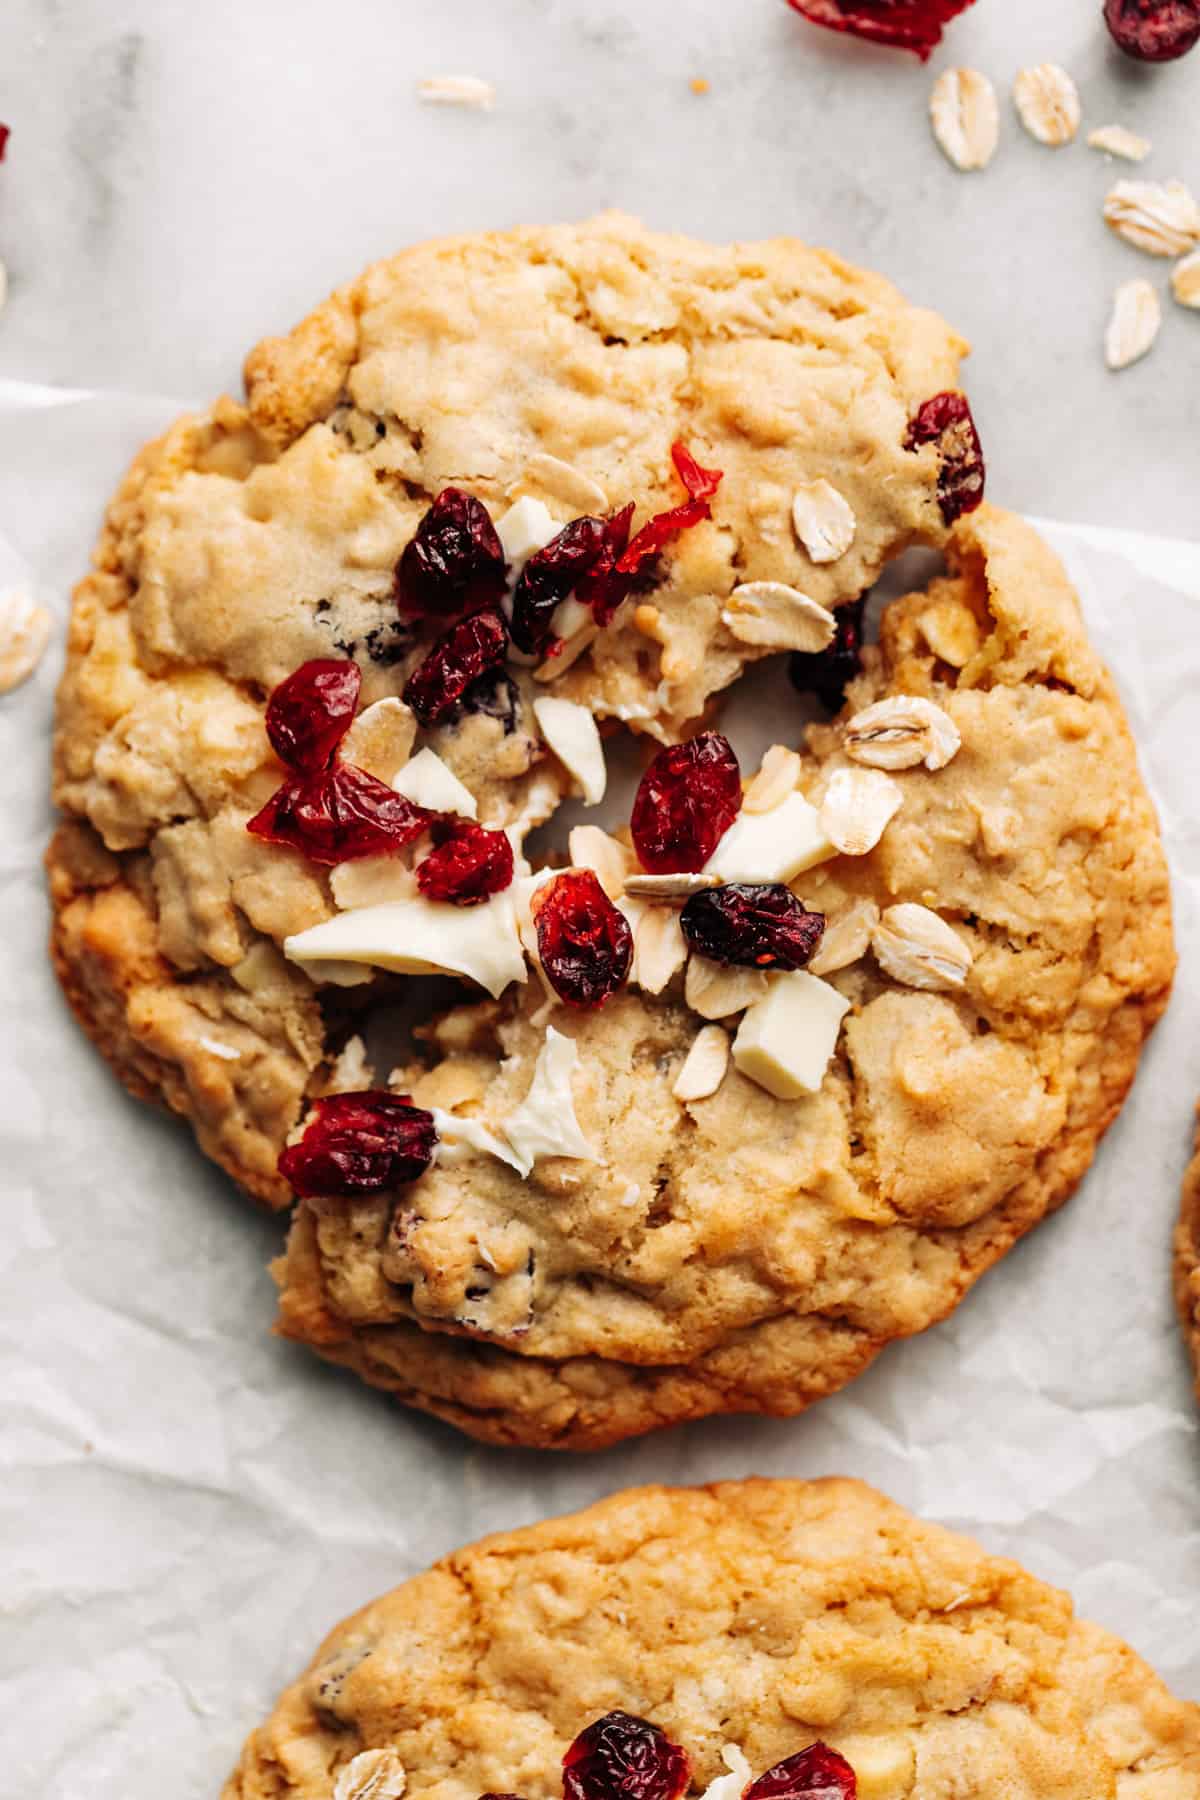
left=1, top=0, right=1197, bottom=533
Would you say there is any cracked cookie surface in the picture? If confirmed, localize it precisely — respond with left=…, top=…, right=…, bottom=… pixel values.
left=271, top=508, right=1174, bottom=1446
left=222, top=1478, right=1200, bottom=1800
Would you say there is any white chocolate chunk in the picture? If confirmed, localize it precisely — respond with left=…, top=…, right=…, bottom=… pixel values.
left=532, top=695, right=607, bottom=805
left=284, top=891, right=526, bottom=998
left=723, top=582, right=836, bottom=652
left=500, top=1026, right=597, bottom=1174
left=431, top=1107, right=525, bottom=1173
left=705, top=791, right=836, bottom=884
left=672, top=1024, right=731, bottom=1102
left=733, top=972, right=850, bottom=1099
left=495, top=495, right=559, bottom=577
left=791, top=480, right=857, bottom=563
left=872, top=902, right=972, bottom=992
left=929, top=67, right=999, bottom=172
left=330, top=856, right=418, bottom=910
left=819, top=767, right=903, bottom=856
left=392, top=747, right=477, bottom=818
left=697, top=1748, right=753, bottom=1800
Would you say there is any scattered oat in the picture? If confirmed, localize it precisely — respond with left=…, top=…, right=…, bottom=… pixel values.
left=1104, top=179, right=1200, bottom=258
left=690, top=76, right=710, bottom=96
left=628, top=902, right=688, bottom=994
left=723, top=582, right=836, bottom=653
left=0, top=587, right=53, bottom=694
left=1172, top=249, right=1200, bottom=308
left=929, top=67, right=999, bottom=172
left=333, top=1748, right=407, bottom=1800
left=568, top=826, right=631, bottom=900
left=522, top=453, right=608, bottom=514
left=872, top=903, right=972, bottom=992
left=685, top=955, right=771, bottom=1020
left=843, top=696, right=961, bottom=772
left=1105, top=278, right=1162, bottom=370
left=809, top=899, right=880, bottom=977
left=673, top=1024, right=730, bottom=1102
left=791, top=480, right=857, bottom=563
left=1087, top=124, right=1151, bottom=163
left=744, top=745, right=802, bottom=815
left=624, top=872, right=719, bottom=900
left=341, top=697, right=417, bottom=784
left=416, top=75, right=496, bottom=109
left=1012, top=64, right=1081, bottom=147
left=198, top=1036, right=241, bottom=1062
left=819, top=767, right=903, bottom=856
left=917, top=597, right=982, bottom=669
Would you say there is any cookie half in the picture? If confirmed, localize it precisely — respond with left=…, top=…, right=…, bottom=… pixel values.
left=49, top=212, right=967, bottom=1207
left=223, top=1478, right=1200, bottom=1800
left=271, top=508, right=1174, bottom=1447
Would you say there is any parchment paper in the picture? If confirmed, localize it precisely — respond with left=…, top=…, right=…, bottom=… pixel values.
left=1, top=381, right=1197, bottom=1800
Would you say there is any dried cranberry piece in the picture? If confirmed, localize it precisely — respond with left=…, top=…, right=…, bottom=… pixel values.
left=743, top=1745, right=857, bottom=1800
left=533, top=871, right=633, bottom=1008
left=511, top=514, right=615, bottom=656
left=630, top=732, right=742, bottom=875
left=904, top=392, right=985, bottom=525
left=680, top=883, right=826, bottom=970
left=571, top=504, right=637, bottom=629
left=784, top=0, right=977, bottom=59
left=265, top=658, right=362, bottom=774
left=1104, top=0, right=1200, bottom=58
left=278, top=1090, right=438, bottom=1197
left=789, top=595, right=866, bottom=714
left=247, top=762, right=433, bottom=865
left=562, top=1713, right=691, bottom=1800
left=396, top=487, right=507, bottom=617
left=0, top=124, right=9, bottom=162
left=612, top=442, right=723, bottom=582
left=403, top=608, right=510, bottom=726
left=416, top=817, right=515, bottom=905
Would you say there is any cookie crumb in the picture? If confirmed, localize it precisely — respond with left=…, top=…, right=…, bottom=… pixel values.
left=690, top=76, right=710, bottom=95
left=416, top=75, right=495, bottom=110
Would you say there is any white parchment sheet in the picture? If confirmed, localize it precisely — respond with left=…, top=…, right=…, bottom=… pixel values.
left=1, top=382, right=1198, bottom=1800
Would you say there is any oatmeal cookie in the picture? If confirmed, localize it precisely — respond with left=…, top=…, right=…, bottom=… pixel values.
left=1173, top=1109, right=1200, bottom=1398
left=223, top=1478, right=1200, bottom=1800
left=270, top=508, right=1174, bottom=1446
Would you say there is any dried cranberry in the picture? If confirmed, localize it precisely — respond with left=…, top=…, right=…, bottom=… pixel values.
left=562, top=1714, right=691, bottom=1800
left=784, top=0, right=977, bottom=59
left=630, top=732, right=742, bottom=875
left=904, top=392, right=985, bottom=524
left=247, top=762, right=433, bottom=865
left=533, top=871, right=633, bottom=1008
left=0, top=124, right=9, bottom=162
left=743, top=1745, right=857, bottom=1800
left=1104, top=0, right=1200, bottom=58
left=416, top=817, right=515, bottom=905
left=789, top=595, right=865, bottom=714
left=396, top=488, right=507, bottom=617
left=278, top=1091, right=438, bottom=1197
left=265, top=658, right=362, bottom=774
left=680, top=883, right=826, bottom=970
left=612, top=442, right=723, bottom=583
left=403, top=608, right=509, bottom=726
left=511, top=514, right=616, bottom=656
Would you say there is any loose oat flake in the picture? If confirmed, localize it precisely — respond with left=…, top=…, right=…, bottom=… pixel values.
left=673, top=1024, right=731, bottom=1102
left=1105, top=279, right=1162, bottom=370
left=1087, top=124, right=1152, bottom=163
left=872, top=903, right=972, bottom=992
left=744, top=745, right=803, bottom=815
left=0, top=587, right=53, bottom=694
left=791, top=480, right=857, bottom=563
left=843, top=695, right=961, bottom=771
left=929, top=68, right=999, bottom=172
left=1012, top=64, right=1081, bottom=147
left=333, top=1748, right=407, bottom=1800
left=1172, top=249, right=1200, bottom=308
left=809, top=898, right=880, bottom=976
left=416, top=75, right=496, bottom=108
left=819, top=767, right=903, bottom=855
left=723, top=582, right=836, bottom=653
left=1104, top=179, right=1200, bottom=258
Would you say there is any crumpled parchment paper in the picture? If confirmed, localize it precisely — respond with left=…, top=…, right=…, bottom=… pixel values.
left=1, top=381, right=1197, bottom=1800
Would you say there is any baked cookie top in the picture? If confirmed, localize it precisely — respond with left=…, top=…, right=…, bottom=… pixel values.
left=270, top=507, right=1174, bottom=1446
left=223, top=1478, right=1200, bottom=1800
left=1173, top=1111, right=1200, bottom=1398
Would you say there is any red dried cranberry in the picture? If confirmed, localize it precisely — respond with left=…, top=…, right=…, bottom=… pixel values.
left=278, top=1091, right=438, bottom=1197
left=403, top=608, right=509, bottom=725
left=613, top=441, right=723, bottom=581
left=784, top=0, right=976, bottom=59
left=743, top=1745, right=857, bottom=1800
left=680, top=883, right=826, bottom=969
left=789, top=595, right=865, bottom=714
left=396, top=488, right=507, bottom=617
left=562, top=1714, right=691, bottom=1800
left=533, top=871, right=633, bottom=1008
left=511, top=514, right=616, bottom=656
left=904, top=392, right=985, bottom=525
left=1104, top=0, right=1200, bottom=58
left=416, top=817, right=515, bottom=905
left=572, top=503, right=636, bottom=629
left=265, top=658, right=361, bottom=774
left=247, top=762, right=433, bottom=865
left=0, top=124, right=9, bottom=162
left=630, top=732, right=742, bottom=875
